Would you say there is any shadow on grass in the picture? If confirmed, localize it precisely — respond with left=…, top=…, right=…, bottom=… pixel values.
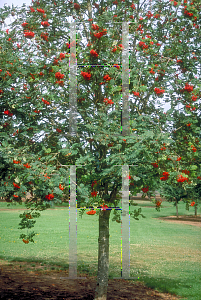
left=137, top=276, right=189, bottom=298
left=0, top=256, right=67, bottom=268
left=0, top=256, right=98, bottom=276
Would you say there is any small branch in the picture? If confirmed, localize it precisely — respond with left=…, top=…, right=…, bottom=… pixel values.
left=173, top=126, right=183, bottom=132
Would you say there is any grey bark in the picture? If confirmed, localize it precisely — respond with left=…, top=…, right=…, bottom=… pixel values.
left=176, top=200, right=179, bottom=218
left=94, top=209, right=111, bottom=300
left=195, top=205, right=197, bottom=217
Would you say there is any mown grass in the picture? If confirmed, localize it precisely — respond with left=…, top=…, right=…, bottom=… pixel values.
left=0, top=200, right=200, bottom=300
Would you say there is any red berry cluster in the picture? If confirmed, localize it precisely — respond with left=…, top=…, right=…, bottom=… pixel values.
left=42, top=98, right=50, bottom=105
left=87, top=210, right=96, bottom=215
left=91, top=191, right=98, bottom=197
left=177, top=175, right=188, bottom=183
left=90, top=49, right=98, bottom=57
left=154, top=87, right=165, bottom=95
left=74, top=3, right=80, bottom=10
left=156, top=200, right=162, bottom=207
left=132, top=91, right=140, bottom=97
left=184, top=83, right=194, bottom=92
left=141, top=186, right=149, bottom=193
left=139, top=41, right=148, bottom=49
left=45, top=193, right=54, bottom=200
left=160, top=172, right=169, bottom=181
left=23, top=239, right=29, bottom=244
left=81, top=71, right=91, bottom=80
left=41, top=21, right=50, bottom=27
left=104, top=98, right=114, bottom=105
left=13, top=160, right=21, bottom=164
left=24, top=31, right=35, bottom=39
left=4, top=110, right=13, bottom=116
left=91, top=25, right=107, bottom=39
left=23, top=163, right=31, bottom=168
left=103, top=74, right=112, bottom=81
left=13, top=182, right=20, bottom=188
left=55, top=72, right=64, bottom=80
left=92, top=24, right=99, bottom=31
left=151, top=163, right=158, bottom=168
left=37, top=8, right=45, bottom=13
left=191, top=145, right=197, bottom=152
left=41, top=32, right=48, bottom=41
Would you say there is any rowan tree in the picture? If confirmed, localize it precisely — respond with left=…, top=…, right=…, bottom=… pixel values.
left=0, top=0, right=200, bottom=299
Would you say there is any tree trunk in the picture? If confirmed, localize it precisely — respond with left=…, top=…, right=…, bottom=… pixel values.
left=195, top=205, right=197, bottom=217
left=94, top=209, right=111, bottom=300
left=176, top=200, right=178, bottom=218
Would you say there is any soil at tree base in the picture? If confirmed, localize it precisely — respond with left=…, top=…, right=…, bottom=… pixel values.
left=0, top=261, right=186, bottom=300
left=155, top=215, right=201, bottom=227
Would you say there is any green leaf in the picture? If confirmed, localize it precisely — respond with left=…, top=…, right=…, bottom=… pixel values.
left=46, top=148, right=51, bottom=153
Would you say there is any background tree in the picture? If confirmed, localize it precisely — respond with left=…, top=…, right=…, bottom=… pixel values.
left=0, top=0, right=200, bottom=299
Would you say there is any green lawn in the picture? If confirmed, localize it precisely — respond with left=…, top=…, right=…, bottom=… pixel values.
left=0, top=200, right=200, bottom=300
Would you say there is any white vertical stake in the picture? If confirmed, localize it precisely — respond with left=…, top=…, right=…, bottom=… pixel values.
left=114, top=165, right=137, bottom=280
left=61, top=165, right=86, bottom=280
